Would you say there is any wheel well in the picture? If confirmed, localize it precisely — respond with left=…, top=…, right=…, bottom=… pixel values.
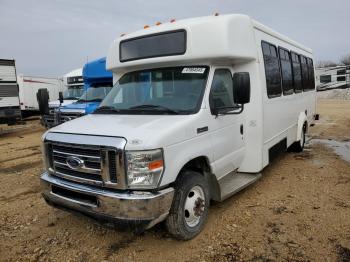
left=181, top=156, right=211, bottom=174
left=178, top=156, right=221, bottom=201
left=304, top=121, right=308, bottom=133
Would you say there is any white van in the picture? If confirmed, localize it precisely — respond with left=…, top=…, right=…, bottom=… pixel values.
left=40, top=14, right=317, bottom=239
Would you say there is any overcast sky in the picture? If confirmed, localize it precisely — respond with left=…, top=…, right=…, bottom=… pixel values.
left=0, top=0, right=349, bottom=77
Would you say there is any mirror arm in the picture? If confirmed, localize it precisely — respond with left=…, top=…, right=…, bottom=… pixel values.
left=215, top=104, right=244, bottom=116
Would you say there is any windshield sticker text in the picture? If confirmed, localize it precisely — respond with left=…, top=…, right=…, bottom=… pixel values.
left=182, top=68, right=206, bottom=74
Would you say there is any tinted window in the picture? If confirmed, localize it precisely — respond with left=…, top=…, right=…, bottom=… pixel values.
left=320, top=75, right=331, bottom=83
left=337, top=76, right=346, bottom=81
left=337, top=69, right=346, bottom=75
left=300, top=56, right=309, bottom=91
left=279, top=48, right=293, bottom=95
left=262, top=42, right=282, bottom=98
left=291, top=52, right=302, bottom=93
left=307, top=58, right=315, bottom=90
left=209, top=69, right=234, bottom=114
left=120, top=30, right=186, bottom=62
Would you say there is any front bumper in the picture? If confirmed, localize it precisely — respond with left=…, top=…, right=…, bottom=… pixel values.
left=40, top=172, right=174, bottom=229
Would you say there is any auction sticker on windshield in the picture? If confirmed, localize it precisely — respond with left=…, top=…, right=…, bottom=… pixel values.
left=182, top=67, right=206, bottom=74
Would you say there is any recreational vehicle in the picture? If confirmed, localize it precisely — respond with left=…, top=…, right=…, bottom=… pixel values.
left=40, top=14, right=317, bottom=239
left=0, top=59, right=21, bottom=124
left=315, top=65, right=350, bottom=91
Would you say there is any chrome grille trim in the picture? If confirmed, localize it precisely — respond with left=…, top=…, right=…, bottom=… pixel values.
left=44, top=134, right=127, bottom=189
left=52, top=149, right=101, bottom=161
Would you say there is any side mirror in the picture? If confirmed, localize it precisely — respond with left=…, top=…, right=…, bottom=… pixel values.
left=58, top=91, right=64, bottom=104
left=233, top=72, right=250, bottom=104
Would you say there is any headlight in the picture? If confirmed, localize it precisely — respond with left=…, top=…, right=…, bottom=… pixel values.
left=126, top=149, right=164, bottom=189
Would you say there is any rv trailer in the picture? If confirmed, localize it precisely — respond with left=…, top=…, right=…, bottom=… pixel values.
left=0, top=59, right=21, bottom=124
left=315, top=65, right=350, bottom=91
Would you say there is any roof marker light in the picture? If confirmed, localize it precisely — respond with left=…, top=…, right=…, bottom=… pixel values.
left=170, top=19, right=176, bottom=23
left=156, top=22, right=162, bottom=26
left=214, top=12, right=220, bottom=16
left=120, top=33, right=126, bottom=37
left=144, top=25, right=150, bottom=29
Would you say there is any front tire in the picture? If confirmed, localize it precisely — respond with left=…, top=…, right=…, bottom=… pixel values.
left=165, top=170, right=209, bottom=240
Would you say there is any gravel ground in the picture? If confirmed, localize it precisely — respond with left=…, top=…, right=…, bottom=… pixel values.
left=0, top=99, right=349, bottom=262
left=317, top=88, right=350, bottom=100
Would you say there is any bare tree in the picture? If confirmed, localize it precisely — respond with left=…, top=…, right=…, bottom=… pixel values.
left=316, top=60, right=338, bottom=68
left=340, top=54, right=350, bottom=65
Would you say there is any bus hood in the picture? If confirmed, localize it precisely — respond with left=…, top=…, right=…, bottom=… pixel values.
left=47, top=113, right=204, bottom=150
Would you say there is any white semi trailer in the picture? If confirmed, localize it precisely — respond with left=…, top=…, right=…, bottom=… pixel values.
left=17, top=74, right=65, bottom=115
left=40, top=14, right=317, bottom=239
left=0, top=59, right=21, bottom=124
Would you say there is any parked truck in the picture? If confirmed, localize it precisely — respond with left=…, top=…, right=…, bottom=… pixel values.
left=40, top=14, right=317, bottom=239
left=17, top=74, right=64, bottom=117
left=0, top=59, right=21, bottom=124
left=52, top=57, right=112, bottom=125
left=42, top=68, right=84, bottom=127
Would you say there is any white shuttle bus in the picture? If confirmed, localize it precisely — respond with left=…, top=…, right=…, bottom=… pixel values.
left=40, top=14, right=316, bottom=239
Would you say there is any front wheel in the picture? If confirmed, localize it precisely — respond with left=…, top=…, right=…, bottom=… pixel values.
left=165, top=170, right=210, bottom=240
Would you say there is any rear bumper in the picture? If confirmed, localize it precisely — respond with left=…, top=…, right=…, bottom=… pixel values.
left=40, top=172, right=174, bottom=229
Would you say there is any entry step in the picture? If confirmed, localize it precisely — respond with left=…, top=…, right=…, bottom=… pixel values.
left=219, top=172, right=261, bottom=201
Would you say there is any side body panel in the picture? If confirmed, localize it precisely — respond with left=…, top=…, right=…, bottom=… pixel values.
left=253, top=28, right=316, bottom=168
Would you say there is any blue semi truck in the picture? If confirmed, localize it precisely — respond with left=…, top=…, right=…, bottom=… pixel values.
left=52, top=57, right=113, bottom=126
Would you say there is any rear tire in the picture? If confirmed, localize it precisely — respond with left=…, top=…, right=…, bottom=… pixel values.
left=165, top=170, right=209, bottom=240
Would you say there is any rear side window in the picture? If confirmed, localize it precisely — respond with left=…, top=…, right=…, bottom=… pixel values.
left=320, top=75, right=331, bottom=83
left=300, top=56, right=309, bottom=91
left=262, top=42, right=282, bottom=98
left=307, top=58, right=315, bottom=90
left=279, top=48, right=293, bottom=95
left=291, top=52, right=303, bottom=93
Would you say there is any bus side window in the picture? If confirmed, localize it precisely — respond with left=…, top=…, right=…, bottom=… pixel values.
left=307, top=58, right=315, bottom=90
left=291, top=52, right=303, bottom=93
left=300, top=56, right=309, bottom=91
left=279, top=48, right=293, bottom=95
left=262, top=41, right=282, bottom=98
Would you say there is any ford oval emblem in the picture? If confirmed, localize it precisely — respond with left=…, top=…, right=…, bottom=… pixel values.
left=66, top=156, right=84, bottom=170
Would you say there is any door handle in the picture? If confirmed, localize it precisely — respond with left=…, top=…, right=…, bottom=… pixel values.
left=240, top=124, right=243, bottom=135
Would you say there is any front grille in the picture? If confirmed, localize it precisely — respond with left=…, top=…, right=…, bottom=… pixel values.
left=47, top=142, right=122, bottom=188
left=57, top=112, right=83, bottom=124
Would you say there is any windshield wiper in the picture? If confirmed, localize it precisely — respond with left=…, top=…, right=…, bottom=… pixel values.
left=94, top=106, right=122, bottom=114
left=128, top=104, right=180, bottom=114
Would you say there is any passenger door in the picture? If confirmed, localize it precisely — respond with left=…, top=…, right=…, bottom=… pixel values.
left=208, top=68, right=245, bottom=179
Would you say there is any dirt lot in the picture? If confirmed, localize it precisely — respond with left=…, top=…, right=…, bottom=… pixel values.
left=0, top=99, right=349, bottom=262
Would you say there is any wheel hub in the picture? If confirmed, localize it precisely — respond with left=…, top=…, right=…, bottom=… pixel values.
left=184, top=185, right=205, bottom=227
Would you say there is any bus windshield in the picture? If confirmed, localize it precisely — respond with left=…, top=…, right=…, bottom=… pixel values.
left=63, top=85, right=84, bottom=100
left=77, top=83, right=112, bottom=103
left=96, top=66, right=209, bottom=115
